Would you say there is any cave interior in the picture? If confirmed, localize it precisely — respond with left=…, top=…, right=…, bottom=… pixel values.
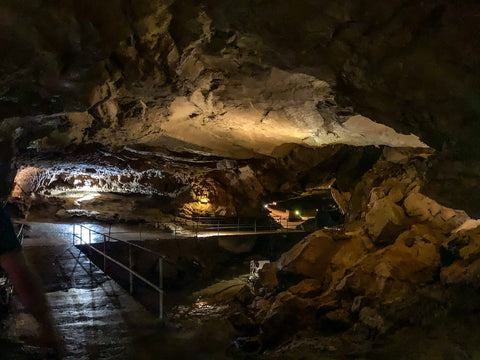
left=2, top=1, right=480, bottom=359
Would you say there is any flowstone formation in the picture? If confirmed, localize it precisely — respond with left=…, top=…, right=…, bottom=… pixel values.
left=190, top=148, right=480, bottom=359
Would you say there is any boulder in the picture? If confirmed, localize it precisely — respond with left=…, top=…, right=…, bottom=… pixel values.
left=288, top=278, right=324, bottom=298
left=193, top=277, right=251, bottom=303
left=344, top=226, right=441, bottom=303
left=277, top=231, right=338, bottom=283
left=441, top=257, right=480, bottom=288
left=443, top=222, right=480, bottom=263
left=321, top=308, right=352, bottom=332
left=261, top=291, right=316, bottom=347
left=257, top=261, right=278, bottom=293
left=365, top=197, right=407, bottom=244
left=235, top=284, right=255, bottom=305
left=248, top=296, right=272, bottom=323
left=404, top=192, right=469, bottom=231
left=330, top=186, right=349, bottom=215
left=328, top=234, right=371, bottom=285
left=453, top=219, right=480, bottom=233
left=387, top=184, right=406, bottom=203
left=359, top=307, right=387, bottom=334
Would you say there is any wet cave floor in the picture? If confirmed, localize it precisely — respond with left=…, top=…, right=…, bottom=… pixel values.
left=0, top=221, right=308, bottom=360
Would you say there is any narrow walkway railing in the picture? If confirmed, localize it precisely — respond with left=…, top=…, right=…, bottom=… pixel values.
left=72, top=224, right=164, bottom=321
left=193, top=216, right=301, bottom=232
left=16, top=223, right=25, bottom=244
left=96, top=215, right=304, bottom=243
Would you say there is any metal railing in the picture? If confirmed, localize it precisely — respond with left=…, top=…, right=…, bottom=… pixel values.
left=193, top=216, right=300, bottom=230
left=90, top=216, right=303, bottom=243
left=72, top=224, right=164, bottom=321
left=16, top=223, right=25, bottom=244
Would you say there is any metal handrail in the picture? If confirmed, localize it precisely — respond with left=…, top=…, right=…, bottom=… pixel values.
left=101, top=216, right=302, bottom=243
left=75, top=225, right=164, bottom=257
left=72, top=224, right=164, bottom=321
left=16, top=223, right=25, bottom=244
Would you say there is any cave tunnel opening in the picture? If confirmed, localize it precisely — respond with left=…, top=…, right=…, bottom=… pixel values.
left=266, top=190, right=344, bottom=231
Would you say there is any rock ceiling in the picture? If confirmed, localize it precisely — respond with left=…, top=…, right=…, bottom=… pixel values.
left=1, top=0, right=480, bottom=215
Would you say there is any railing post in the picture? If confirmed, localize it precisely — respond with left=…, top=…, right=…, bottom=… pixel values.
left=158, top=258, right=163, bottom=322
left=139, top=223, right=142, bottom=241
left=237, top=217, right=240, bottom=232
left=129, top=245, right=133, bottom=294
left=72, top=224, right=75, bottom=246
left=88, top=228, right=92, bottom=256
left=103, top=235, right=106, bottom=272
left=217, top=220, right=220, bottom=236
left=254, top=219, right=257, bottom=233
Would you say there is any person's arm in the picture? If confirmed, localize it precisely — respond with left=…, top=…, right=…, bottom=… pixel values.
left=0, top=251, right=65, bottom=354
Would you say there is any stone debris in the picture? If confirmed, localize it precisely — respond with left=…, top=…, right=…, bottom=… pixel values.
left=200, top=149, right=480, bottom=359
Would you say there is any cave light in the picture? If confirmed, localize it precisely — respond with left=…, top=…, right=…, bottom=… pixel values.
left=295, top=210, right=300, bottom=216
left=199, top=198, right=209, bottom=204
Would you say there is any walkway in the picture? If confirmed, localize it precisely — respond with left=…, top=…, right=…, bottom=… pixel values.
left=0, top=222, right=161, bottom=360
left=0, top=222, right=239, bottom=360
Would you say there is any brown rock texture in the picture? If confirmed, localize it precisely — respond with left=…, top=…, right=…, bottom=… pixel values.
left=277, top=231, right=338, bottom=283
left=237, top=148, right=480, bottom=358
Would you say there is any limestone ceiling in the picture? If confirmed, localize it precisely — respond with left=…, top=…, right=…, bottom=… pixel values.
left=1, top=0, right=429, bottom=158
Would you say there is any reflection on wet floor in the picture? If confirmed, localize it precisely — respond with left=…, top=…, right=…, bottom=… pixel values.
left=1, top=222, right=160, bottom=359
left=1, top=222, right=239, bottom=360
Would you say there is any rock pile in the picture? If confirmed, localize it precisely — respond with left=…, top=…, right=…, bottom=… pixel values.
left=195, top=147, right=480, bottom=358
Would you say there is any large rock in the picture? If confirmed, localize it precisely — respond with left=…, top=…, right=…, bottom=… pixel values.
left=261, top=291, right=317, bottom=347
left=343, top=225, right=442, bottom=303
left=441, top=224, right=480, bottom=286
left=277, top=231, right=338, bottom=284
left=440, top=259, right=480, bottom=287
left=257, top=261, right=279, bottom=293
left=404, top=192, right=469, bottom=232
left=193, top=277, right=251, bottom=303
left=453, top=219, right=480, bottom=233
left=365, top=197, right=407, bottom=244
left=248, top=297, right=273, bottom=323
left=328, top=233, right=373, bottom=285
left=288, top=278, right=324, bottom=298
left=358, top=307, right=387, bottom=334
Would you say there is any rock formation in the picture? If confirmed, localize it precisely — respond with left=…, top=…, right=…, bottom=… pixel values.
left=192, top=148, right=480, bottom=359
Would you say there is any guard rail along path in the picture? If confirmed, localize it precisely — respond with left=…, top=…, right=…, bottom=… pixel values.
left=72, top=224, right=164, bottom=321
